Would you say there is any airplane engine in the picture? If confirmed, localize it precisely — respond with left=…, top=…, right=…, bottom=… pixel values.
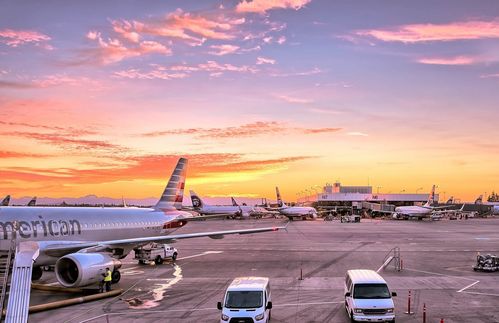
left=55, top=253, right=121, bottom=288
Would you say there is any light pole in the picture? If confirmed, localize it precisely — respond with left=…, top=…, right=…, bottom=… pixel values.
left=377, top=186, right=382, bottom=195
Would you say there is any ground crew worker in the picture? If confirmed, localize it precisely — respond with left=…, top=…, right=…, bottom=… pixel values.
left=104, top=267, right=112, bottom=292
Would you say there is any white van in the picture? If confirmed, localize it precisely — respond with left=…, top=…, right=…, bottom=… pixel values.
left=217, top=277, right=272, bottom=323
left=344, top=270, right=396, bottom=323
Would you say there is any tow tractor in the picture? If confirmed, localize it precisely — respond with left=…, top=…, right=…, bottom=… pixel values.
left=473, top=253, right=499, bottom=272
left=134, top=243, right=178, bottom=265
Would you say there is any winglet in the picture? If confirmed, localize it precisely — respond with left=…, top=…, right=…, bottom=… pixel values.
left=155, top=158, right=188, bottom=211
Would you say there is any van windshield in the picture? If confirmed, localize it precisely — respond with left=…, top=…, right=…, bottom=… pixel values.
left=353, top=284, right=390, bottom=299
left=225, top=291, right=263, bottom=308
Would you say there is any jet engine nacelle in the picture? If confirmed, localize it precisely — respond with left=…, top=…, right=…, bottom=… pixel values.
left=55, top=253, right=121, bottom=288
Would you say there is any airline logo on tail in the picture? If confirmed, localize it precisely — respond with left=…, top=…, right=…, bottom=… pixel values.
left=275, top=187, right=285, bottom=207
left=1, top=195, right=10, bottom=207
left=190, top=190, right=203, bottom=209
left=155, top=158, right=188, bottom=211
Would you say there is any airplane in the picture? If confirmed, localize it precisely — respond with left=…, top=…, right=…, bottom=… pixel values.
left=475, top=195, right=483, bottom=205
left=275, top=187, right=318, bottom=220
left=1, top=195, right=10, bottom=207
left=231, top=197, right=278, bottom=219
left=27, top=196, right=36, bottom=207
left=190, top=191, right=248, bottom=218
left=0, top=158, right=286, bottom=288
left=446, top=196, right=454, bottom=204
left=392, top=185, right=451, bottom=220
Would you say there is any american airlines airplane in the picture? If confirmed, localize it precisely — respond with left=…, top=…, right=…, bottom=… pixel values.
left=27, top=196, right=36, bottom=207
left=393, top=185, right=450, bottom=220
left=0, top=158, right=285, bottom=288
left=275, top=187, right=318, bottom=220
left=231, top=197, right=277, bottom=219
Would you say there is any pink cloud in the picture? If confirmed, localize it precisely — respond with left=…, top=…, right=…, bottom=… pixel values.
left=277, top=36, right=287, bottom=44
left=276, top=94, right=313, bottom=104
left=256, top=56, right=276, bottom=65
left=111, top=20, right=141, bottom=43
left=0, top=29, right=51, bottom=47
left=32, top=74, right=103, bottom=87
left=113, top=68, right=188, bottom=80
left=209, top=44, right=240, bottom=56
left=270, top=67, right=322, bottom=77
left=86, top=32, right=171, bottom=64
left=355, top=20, right=499, bottom=43
left=480, top=73, right=499, bottom=78
left=236, top=0, right=312, bottom=13
left=417, top=56, right=476, bottom=65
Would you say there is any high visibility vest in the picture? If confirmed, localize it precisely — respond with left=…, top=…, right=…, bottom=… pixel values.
left=104, top=270, right=112, bottom=282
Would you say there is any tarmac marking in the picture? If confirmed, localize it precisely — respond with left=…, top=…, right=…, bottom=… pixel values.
left=404, top=267, right=479, bottom=282
left=457, top=280, right=480, bottom=293
left=273, top=301, right=343, bottom=307
left=177, top=250, right=223, bottom=260
left=460, top=291, right=499, bottom=297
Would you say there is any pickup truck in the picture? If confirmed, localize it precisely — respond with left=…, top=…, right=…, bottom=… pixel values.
left=134, top=243, right=178, bottom=265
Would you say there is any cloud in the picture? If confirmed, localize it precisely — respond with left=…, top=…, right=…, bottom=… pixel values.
left=0, top=151, right=49, bottom=158
left=308, top=108, right=341, bottom=115
left=354, top=20, right=499, bottom=43
left=417, top=56, right=476, bottom=65
left=480, top=73, right=499, bottom=78
left=276, top=94, right=313, bottom=104
left=346, top=132, right=369, bottom=136
left=256, top=56, right=276, bottom=65
left=85, top=32, right=171, bottom=64
left=111, top=20, right=141, bottom=43
left=277, top=36, right=287, bottom=44
left=0, top=29, right=51, bottom=47
left=209, top=44, right=240, bottom=56
left=0, top=80, right=35, bottom=89
left=270, top=67, right=322, bottom=77
left=0, top=120, right=65, bottom=131
left=32, top=74, right=104, bottom=87
left=0, top=153, right=315, bottom=187
left=113, top=60, right=258, bottom=80
left=141, top=121, right=341, bottom=139
left=236, top=0, right=312, bottom=13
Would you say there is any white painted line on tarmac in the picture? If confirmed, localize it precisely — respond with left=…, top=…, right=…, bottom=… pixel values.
left=273, top=301, right=343, bottom=307
left=457, top=280, right=480, bottom=293
left=461, top=291, right=499, bottom=297
left=177, top=250, right=223, bottom=260
left=404, top=268, right=478, bottom=281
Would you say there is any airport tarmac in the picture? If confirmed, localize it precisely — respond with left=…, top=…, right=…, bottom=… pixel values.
left=30, top=217, right=499, bottom=323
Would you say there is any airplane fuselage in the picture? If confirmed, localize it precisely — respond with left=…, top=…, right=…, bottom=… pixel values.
left=0, top=206, right=190, bottom=264
left=394, top=205, right=431, bottom=217
left=278, top=206, right=317, bottom=217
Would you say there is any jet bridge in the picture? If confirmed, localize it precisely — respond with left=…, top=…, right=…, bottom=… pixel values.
left=5, top=241, right=39, bottom=323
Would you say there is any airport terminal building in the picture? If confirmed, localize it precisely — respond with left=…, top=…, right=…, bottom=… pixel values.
left=299, top=182, right=437, bottom=207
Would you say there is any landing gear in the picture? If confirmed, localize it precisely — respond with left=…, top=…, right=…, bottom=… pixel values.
left=32, top=266, right=43, bottom=281
left=111, top=270, right=121, bottom=284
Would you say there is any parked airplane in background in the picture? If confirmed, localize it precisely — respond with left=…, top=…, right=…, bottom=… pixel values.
left=393, top=185, right=450, bottom=220
left=190, top=191, right=259, bottom=219
left=275, top=187, right=318, bottom=220
left=231, top=197, right=278, bottom=218
left=27, top=197, right=36, bottom=207
left=475, top=195, right=483, bottom=204
left=1, top=195, right=10, bottom=207
left=0, top=158, right=286, bottom=288
left=446, top=196, right=454, bottom=204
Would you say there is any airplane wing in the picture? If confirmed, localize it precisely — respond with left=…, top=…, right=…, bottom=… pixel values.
left=43, top=224, right=288, bottom=257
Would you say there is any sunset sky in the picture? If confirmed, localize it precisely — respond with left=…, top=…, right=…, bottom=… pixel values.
left=1, top=0, right=498, bottom=202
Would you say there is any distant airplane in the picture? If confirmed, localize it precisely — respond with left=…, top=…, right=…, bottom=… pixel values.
left=446, top=196, right=454, bottom=204
left=231, top=197, right=277, bottom=218
left=190, top=191, right=247, bottom=218
left=0, top=158, right=286, bottom=287
left=27, top=196, right=36, bottom=207
left=1, top=195, right=10, bottom=207
left=393, top=185, right=451, bottom=220
left=475, top=195, right=483, bottom=205
left=275, top=187, right=318, bottom=220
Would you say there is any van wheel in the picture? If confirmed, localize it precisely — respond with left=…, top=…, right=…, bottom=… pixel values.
left=155, top=256, right=164, bottom=265
left=350, top=312, right=356, bottom=323
left=172, top=252, right=178, bottom=261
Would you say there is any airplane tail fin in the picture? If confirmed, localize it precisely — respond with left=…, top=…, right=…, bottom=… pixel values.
left=446, top=196, right=454, bottom=204
left=27, top=196, right=36, bottom=207
left=190, top=190, right=204, bottom=209
left=155, top=158, right=188, bottom=211
left=1, top=195, right=10, bottom=206
left=276, top=187, right=286, bottom=207
left=231, top=197, right=238, bottom=206
left=475, top=195, right=483, bottom=205
left=424, top=185, right=436, bottom=207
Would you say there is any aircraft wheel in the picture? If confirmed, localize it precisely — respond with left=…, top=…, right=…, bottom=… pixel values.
left=112, top=270, right=121, bottom=283
left=32, top=266, right=43, bottom=281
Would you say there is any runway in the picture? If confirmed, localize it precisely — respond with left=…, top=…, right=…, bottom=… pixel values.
left=30, top=217, right=499, bottom=322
